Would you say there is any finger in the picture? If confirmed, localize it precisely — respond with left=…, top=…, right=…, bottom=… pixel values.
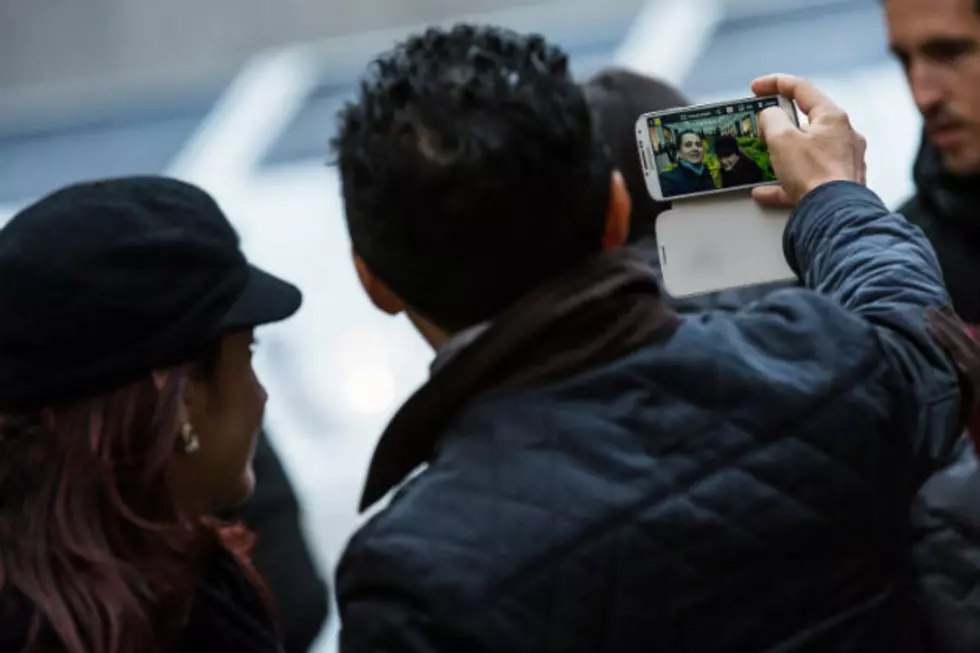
left=751, top=74, right=837, bottom=117
left=929, top=306, right=967, bottom=330
left=752, top=184, right=792, bottom=207
left=928, top=314, right=976, bottom=360
left=926, top=311, right=963, bottom=344
left=933, top=336, right=975, bottom=374
left=926, top=322, right=957, bottom=351
left=927, top=310, right=964, bottom=342
left=750, top=74, right=795, bottom=98
left=925, top=320, right=950, bottom=347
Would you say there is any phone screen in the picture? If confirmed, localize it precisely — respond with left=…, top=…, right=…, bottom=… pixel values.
left=645, top=96, right=783, bottom=200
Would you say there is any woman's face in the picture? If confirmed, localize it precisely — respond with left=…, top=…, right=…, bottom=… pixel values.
left=168, top=329, right=267, bottom=514
left=679, top=133, right=704, bottom=165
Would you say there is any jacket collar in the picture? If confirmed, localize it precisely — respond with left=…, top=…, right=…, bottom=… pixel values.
left=429, top=322, right=491, bottom=376
left=913, top=134, right=980, bottom=235
left=359, top=248, right=680, bottom=511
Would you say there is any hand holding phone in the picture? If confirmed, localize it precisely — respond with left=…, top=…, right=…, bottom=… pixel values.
left=750, top=75, right=867, bottom=207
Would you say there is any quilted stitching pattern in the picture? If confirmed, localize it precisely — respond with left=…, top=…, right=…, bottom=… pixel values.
left=339, top=299, right=916, bottom=653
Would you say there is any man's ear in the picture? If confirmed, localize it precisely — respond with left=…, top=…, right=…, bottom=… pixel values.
left=602, top=169, right=631, bottom=251
left=353, top=252, right=406, bottom=316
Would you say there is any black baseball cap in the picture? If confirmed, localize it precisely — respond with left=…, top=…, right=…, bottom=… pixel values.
left=0, top=175, right=302, bottom=408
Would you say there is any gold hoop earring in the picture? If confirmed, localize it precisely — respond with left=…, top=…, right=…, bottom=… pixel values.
left=180, top=422, right=200, bottom=454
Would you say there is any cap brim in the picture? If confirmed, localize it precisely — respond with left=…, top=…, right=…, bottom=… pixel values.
left=219, top=264, right=302, bottom=331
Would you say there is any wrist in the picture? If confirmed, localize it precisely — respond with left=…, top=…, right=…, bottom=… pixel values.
left=799, top=174, right=861, bottom=199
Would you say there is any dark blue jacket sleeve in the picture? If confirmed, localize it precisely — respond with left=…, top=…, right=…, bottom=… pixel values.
left=336, top=524, right=474, bottom=653
left=784, top=181, right=961, bottom=470
left=340, top=596, right=442, bottom=653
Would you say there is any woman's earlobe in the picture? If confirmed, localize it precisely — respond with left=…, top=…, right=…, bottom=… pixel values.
left=180, top=422, right=201, bottom=454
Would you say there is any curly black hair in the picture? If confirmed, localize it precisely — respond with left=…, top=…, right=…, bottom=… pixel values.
left=713, top=135, right=740, bottom=158
left=331, top=24, right=612, bottom=332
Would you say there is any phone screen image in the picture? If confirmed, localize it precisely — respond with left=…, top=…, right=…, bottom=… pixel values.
left=648, top=96, right=781, bottom=200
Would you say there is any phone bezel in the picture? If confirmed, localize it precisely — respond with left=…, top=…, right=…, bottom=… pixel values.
left=634, top=95, right=798, bottom=203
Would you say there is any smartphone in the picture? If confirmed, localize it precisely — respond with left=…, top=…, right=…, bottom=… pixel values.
left=634, top=95, right=798, bottom=203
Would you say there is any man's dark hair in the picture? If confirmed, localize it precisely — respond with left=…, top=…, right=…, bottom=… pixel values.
left=677, top=130, right=701, bottom=148
left=332, top=24, right=612, bottom=332
left=713, top=135, right=740, bottom=158
left=582, top=68, right=688, bottom=243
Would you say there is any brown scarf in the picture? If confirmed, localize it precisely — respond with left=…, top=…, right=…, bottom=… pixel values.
left=359, top=248, right=681, bottom=511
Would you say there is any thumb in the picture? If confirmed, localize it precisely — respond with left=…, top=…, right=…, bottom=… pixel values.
left=752, top=184, right=792, bottom=207
left=757, top=106, right=796, bottom=144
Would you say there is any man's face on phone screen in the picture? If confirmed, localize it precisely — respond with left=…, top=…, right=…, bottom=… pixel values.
left=679, top=134, right=703, bottom=165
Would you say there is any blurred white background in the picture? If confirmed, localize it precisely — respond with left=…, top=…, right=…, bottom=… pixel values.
left=0, top=0, right=920, bottom=651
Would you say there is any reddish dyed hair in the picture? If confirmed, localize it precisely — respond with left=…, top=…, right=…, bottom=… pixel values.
left=964, top=325, right=980, bottom=456
left=0, top=368, right=266, bottom=653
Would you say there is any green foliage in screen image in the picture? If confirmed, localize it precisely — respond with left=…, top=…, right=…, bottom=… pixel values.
left=736, top=137, right=778, bottom=182
left=704, top=150, right=722, bottom=187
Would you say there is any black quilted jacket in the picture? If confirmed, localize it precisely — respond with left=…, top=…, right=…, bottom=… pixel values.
left=337, top=183, right=961, bottom=653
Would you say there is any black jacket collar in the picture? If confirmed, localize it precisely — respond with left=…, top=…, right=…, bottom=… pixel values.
left=912, top=136, right=980, bottom=236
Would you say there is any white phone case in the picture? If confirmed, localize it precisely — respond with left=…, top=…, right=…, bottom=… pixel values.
left=654, top=191, right=795, bottom=298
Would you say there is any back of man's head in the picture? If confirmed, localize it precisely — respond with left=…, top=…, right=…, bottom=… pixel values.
left=332, top=25, right=613, bottom=333
left=582, top=68, right=689, bottom=243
